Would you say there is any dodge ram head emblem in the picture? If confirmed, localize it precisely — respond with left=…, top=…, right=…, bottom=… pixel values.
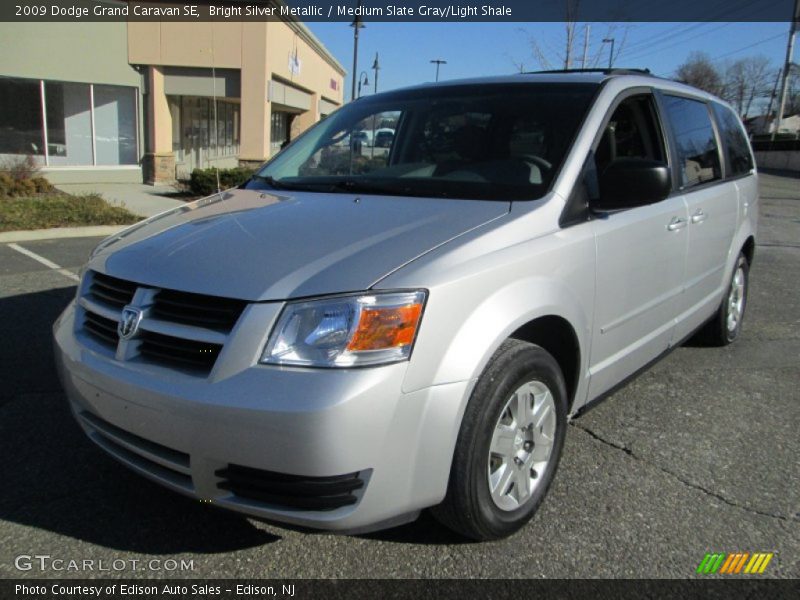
left=118, top=306, right=143, bottom=340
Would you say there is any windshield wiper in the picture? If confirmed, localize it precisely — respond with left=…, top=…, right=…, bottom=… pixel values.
left=326, top=179, right=447, bottom=198
left=248, top=174, right=294, bottom=190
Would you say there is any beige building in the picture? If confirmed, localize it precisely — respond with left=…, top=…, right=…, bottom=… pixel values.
left=0, top=9, right=345, bottom=184
left=131, top=19, right=345, bottom=182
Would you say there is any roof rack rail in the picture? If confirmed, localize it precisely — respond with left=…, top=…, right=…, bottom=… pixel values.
left=524, top=68, right=653, bottom=76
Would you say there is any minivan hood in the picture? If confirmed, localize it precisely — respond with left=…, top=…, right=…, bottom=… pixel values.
left=90, top=189, right=509, bottom=301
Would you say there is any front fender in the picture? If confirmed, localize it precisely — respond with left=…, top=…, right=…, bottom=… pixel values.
left=386, top=210, right=597, bottom=402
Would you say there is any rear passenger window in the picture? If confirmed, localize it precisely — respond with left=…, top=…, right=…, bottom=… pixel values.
left=712, top=103, right=754, bottom=176
left=663, top=96, right=721, bottom=188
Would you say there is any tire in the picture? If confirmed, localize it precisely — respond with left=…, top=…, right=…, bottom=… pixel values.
left=432, top=339, right=568, bottom=541
left=695, top=253, right=750, bottom=347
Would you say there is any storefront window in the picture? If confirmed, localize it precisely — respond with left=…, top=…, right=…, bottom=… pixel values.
left=94, top=85, right=137, bottom=165
left=0, top=76, right=138, bottom=168
left=271, top=111, right=289, bottom=156
left=169, top=96, right=240, bottom=172
left=0, top=77, right=44, bottom=163
left=45, top=81, right=93, bottom=166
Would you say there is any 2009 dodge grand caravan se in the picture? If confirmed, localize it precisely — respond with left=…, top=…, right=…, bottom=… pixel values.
left=54, top=70, right=757, bottom=540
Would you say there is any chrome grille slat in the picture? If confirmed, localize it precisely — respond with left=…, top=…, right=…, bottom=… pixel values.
left=138, top=319, right=228, bottom=345
left=89, top=272, right=137, bottom=309
left=79, top=296, right=123, bottom=321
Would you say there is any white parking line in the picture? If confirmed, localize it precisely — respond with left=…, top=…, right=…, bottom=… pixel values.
left=6, top=243, right=81, bottom=282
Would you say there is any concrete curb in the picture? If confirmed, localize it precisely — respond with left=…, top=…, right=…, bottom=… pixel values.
left=0, top=225, right=126, bottom=243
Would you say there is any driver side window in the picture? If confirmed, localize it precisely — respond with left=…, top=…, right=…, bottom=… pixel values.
left=595, top=94, right=666, bottom=176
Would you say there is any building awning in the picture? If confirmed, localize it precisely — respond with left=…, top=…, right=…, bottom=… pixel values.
left=319, top=98, right=339, bottom=116
left=268, top=79, right=311, bottom=112
left=163, top=67, right=241, bottom=99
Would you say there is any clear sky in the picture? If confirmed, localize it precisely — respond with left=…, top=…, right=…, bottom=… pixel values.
left=307, top=21, right=791, bottom=100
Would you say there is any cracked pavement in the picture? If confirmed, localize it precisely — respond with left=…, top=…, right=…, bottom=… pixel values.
left=0, top=173, right=798, bottom=579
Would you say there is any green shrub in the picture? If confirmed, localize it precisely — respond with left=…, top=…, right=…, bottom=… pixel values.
left=1, top=154, right=40, bottom=181
left=0, top=193, right=139, bottom=232
left=0, top=173, right=49, bottom=197
left=32, top=176, right=55, bottom=193
left=14, top=179, right=37, bottom=196
left=0, top=157, right=55, bottom=197
left=0, top=173, right=14, bottom=196
left=189, top=167, right=255, bottom=196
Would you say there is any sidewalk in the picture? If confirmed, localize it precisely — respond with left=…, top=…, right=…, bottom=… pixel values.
left=55, top=183, right=188, bottom=217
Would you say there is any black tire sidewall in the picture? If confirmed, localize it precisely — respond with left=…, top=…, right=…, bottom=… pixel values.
left=461, top=343, right=568, bottom=539
left=723, top=254, right=749, bottom=343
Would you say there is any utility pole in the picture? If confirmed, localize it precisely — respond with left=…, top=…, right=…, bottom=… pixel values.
left=349, top=0, right=364, bottom=102
left=565, top=22, right=575, bottom=69
left=430, top=59, right=447, bottom=82
left=773, top=0, right=799, bottom=138
left=603, top=38, right=616, bottom=69
left=765, top=67, right=782, bottom=134
left=582, top=24, right=591, bottom=68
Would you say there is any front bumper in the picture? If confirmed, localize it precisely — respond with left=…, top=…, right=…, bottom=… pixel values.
left=53, top=301, right=469, bottom=533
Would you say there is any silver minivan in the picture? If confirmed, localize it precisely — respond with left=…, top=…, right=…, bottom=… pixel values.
left=54, top=70, right=757, bottom=540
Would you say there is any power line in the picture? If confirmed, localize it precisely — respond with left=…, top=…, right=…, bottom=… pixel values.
left=622, top=22, right=735, bottom=62
left=711, top=32, right=787, bottom=61
left=620, top=0, right=782, bottom=61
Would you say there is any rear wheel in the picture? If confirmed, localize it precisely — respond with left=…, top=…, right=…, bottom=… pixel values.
left=695, top=253, right=749, bottom=346
left=432, top=339, right=568, bottom=541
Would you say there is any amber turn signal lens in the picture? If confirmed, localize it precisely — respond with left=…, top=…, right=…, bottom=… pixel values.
left=347, top=303, right=423, bottom=352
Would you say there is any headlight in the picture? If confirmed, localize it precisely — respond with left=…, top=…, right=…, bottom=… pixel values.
left=261, top=290, right=427, bottom=367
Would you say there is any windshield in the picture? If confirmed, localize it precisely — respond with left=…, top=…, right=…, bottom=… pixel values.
left=248, top=82, right=598, bottom=201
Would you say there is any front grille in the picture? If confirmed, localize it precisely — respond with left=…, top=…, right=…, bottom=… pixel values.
left=139, top=330, right=222, bottom=372
left=78, top=271, right=246, bottom=376
left=216, top=464, right=365, bottom=511
left=152, top=289, right=246, bottom=331
left=83, top=312, right=119, bottom=347
left=80, top=411, right=193, bottom=491
left=89, top=272, right=137, bottom=309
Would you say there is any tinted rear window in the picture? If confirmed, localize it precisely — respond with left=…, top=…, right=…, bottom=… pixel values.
left=712, top=103, right=754, bottom=177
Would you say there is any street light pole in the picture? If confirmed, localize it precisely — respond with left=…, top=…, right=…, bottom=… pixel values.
left=430, top=59, right=447, bottom=82
left=349, top=0, right=364, bottom=102
left=357, top=71, right=369, bottom=98
left=372, top=53, right=380, bottom=94
left=603, top=38, right=615, bottom=69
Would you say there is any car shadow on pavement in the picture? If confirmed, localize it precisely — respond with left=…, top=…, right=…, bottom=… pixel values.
left=0, top=288, right=279, bottom=554
left=355, top=512, right=472, bottom=545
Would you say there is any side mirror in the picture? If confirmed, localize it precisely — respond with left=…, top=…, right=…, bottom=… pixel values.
left=594, top=158, right=671, bottom=211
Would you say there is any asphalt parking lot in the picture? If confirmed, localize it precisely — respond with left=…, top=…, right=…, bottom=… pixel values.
left=0, top=173, right=798, bottom=579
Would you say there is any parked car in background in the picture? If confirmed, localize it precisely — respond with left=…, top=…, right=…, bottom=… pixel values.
left=351, top=130, right=372, bottom=147
left=374, top=128, right=395, bottom=148
left=54, top=69, right=757, bottom=540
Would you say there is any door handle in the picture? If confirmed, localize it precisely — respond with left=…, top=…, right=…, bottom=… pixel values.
left=691, top=209, right=707, bottom=224
left=667, top=217, right=687, bottom=231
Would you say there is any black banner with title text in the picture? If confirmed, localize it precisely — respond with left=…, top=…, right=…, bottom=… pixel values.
left=1, top=0, right=798, bottom=23
left=4, top=578, right=800, bottom=600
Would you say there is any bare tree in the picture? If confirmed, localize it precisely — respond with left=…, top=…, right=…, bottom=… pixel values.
left=722, top=56, right=772, bottom=118
left=516, top=21, right=630, bottom=72
left=675, top=52, right=724, bottom=96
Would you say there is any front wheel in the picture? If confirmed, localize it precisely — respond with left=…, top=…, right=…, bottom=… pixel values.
left=432, top=339, right=568, bottom=541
